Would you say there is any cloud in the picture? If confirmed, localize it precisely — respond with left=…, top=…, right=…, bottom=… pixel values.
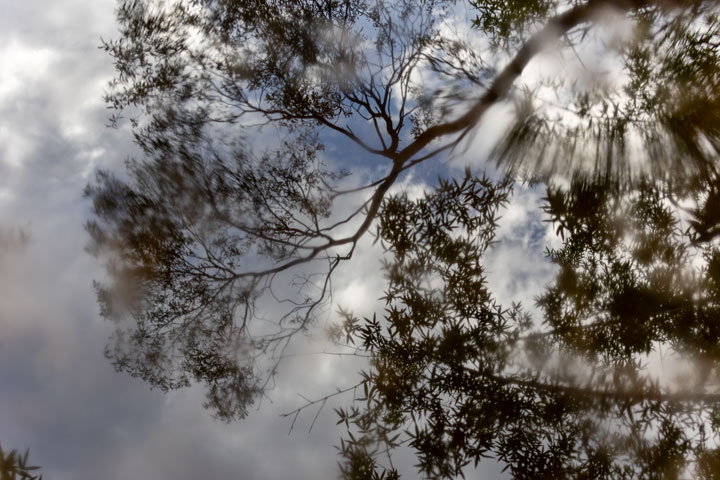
left=485, top=183, right=559, bottom=310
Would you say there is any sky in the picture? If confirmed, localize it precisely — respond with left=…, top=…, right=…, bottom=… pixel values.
left=0, top=1, right=559, bottom=478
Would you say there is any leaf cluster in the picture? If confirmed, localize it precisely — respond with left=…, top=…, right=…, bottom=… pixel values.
left=338, top=173, right=720, bottom=479
left=470, top=0, right=557, bottom=49
left=0, top=445, right=42, bottom=480
left=85, top=127, right=342, bottom=420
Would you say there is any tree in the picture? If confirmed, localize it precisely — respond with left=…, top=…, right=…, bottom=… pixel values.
left=86, top=0, right=720, bottom=477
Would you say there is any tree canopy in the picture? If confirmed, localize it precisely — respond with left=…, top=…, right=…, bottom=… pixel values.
left=87, top=0, right=720, bottom=477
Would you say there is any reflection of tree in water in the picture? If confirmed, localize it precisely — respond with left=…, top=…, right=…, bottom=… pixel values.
left=86, top=0, right=720, bottom=477
left=336, top=173, right=720, bottom=478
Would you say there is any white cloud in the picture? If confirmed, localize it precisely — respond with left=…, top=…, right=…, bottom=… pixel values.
left=0, top=41, right=57, bottom=104
left=485, top=184, right=559, bottom=310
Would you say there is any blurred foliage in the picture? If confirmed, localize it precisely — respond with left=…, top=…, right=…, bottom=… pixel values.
left=488, top=1, right=720, bottom=181
left=470, top=0, right=557, bottom=48
left=0, top=445, right=42, bottom=480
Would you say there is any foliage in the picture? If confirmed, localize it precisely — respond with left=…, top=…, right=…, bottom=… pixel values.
left=471, top=0, right=556, bottom=48
left=88, top=0, right=720, bottom=477
left=0, top=445, right=42, bottom=480
left=91, top=0, right=484, bottom=421
left=338, top=172, right=720, bottom=478
left=487, top=0, right=720, bottom=180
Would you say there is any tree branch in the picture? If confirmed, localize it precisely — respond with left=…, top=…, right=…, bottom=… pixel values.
left=397, top=0, right=651, bottom=163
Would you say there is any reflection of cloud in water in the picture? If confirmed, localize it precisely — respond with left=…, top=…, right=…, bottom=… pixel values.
left=485, top=184, right=559, bottom=310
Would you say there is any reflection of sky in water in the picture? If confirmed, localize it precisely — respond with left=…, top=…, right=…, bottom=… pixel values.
left=1, top=1, right=717, bottom=479
left=0, top=2, right=473, bottom=478
left=0, top=1, right=351, bottom=477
